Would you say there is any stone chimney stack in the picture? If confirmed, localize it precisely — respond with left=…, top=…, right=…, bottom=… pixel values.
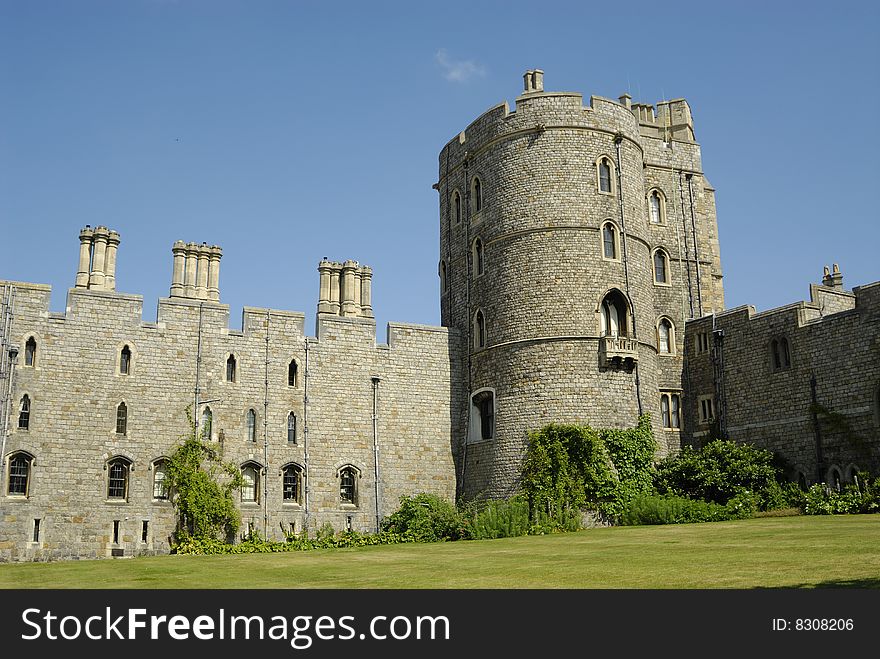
left=74, top=225, right=121, bottom=292
left=170, top=240, right=222, bottom=301
left=317, top=259, right=374, bottom=319
left=822, top=263, right=844, bottom=289
left=522, top=69, right=544, bottom=94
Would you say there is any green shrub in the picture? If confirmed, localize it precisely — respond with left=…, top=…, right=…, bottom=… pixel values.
left=620, top=492, right=754, bottom=526
left=173, top=529, right=417, bottom=555
left=803, top=480, right=878, bottom=515
left=522, top=416, right=656, bottom=520
left=655, top=440, right=779, bottom=507
left=462, top=497, right=531, bottom=540
left=383, top=493, right=463, bottom=542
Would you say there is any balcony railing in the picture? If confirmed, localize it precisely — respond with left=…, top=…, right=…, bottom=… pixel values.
left=600, top=335, right=639, bottom=368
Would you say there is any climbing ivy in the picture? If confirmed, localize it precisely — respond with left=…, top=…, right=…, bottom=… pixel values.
left=165, top=412, right=244, bottom=544
left=522, top=415, right=657, bottom=520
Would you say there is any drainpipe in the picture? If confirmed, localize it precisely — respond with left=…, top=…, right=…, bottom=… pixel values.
left=1, top=346, right=18, bottom=490
left=810, top=374, right=824, bottom=484
left=460, top=153, right=472, bottom=499
left=371, top=376, right=382, bottom=533
left=303, top=338, right=311, bottom=532
left=686, top=174, right=703, bottom=317
left=262, top=310, right=270, bottom=539
left=194, top=302, right=204, bottom=434
left=711, top=319, right=725, bottom=439
left=614, top=135, right=643, bottom=417
left=677, top=171, right=695, bottom=319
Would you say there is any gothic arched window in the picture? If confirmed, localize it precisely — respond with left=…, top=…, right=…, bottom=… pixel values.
left=599, top=291, right=629, bottom=337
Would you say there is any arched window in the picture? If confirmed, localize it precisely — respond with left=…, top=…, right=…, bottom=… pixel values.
left=473, top=310, right=486, bottom=349
left=24, top=337, right=36, bottom=367
left=116, top=402, right=128, bottom=435
left=771, top=339, right=781, bottom=370
left=152, top=460, right=169, bottom=500
left=241, top=463, right=260, bottom=503
left=472, top=238, right=484, bottom=276
left=283, top=464, right=303, bottom=503
left=288, top=360, right=298, bottom=388
left=653, top=249, right=670, bottom=284
left=226, top=355, right=236, bottom=382
left=453, top=190, right=462, bottom=224
left=599, top=290, right=629, bottom=337
left=657, top=318, right=674, bottom=354
left=780, top=337, right=791, bottom=368
left=472, top=177, right=483, bottom=213
left=120, top=345, right=131, bottom=375
left=107, top=458, right=131, bottom=500
left=7, top=452, right=32, bottom=496
left=287, top=412, right=297, bottom=444
left=670, top=394, right=681, bottom=429
left=660, top=394, right=670, bottom=428
left=846, top=465, right=861, bottom=485
left=201, top=407, right=213, bottom=440
left=440, top=260, right=448, bottom=294
left=247, top=409, right=256, bottom=442
left=602, top=222, right=618, bottom=260
left=828, top=467, right=842, bottom=492
left=18, top=395, right=30, bottom=430
left=648, top=190, right=665, bottom=224
left=597, top=157, right=614, bottom=193
left=339, top=466, right=358, bottom=505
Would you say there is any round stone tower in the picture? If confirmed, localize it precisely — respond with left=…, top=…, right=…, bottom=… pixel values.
left=438, top=70, right=724, bottom=500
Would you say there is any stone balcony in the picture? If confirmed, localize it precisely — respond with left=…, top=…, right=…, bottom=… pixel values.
left=599, top=335, right=639, bottom=368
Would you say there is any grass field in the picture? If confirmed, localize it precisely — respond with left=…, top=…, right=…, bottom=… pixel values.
left=2, top=515, right=879, bottom=589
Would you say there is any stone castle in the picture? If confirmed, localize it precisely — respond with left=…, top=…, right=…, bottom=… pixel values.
left=1, top=71, right=877, bottom=561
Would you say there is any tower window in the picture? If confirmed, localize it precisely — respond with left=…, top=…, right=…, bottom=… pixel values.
left=241, top=463, right=260, bottom=503
left=472, top=177, right=483, bottom=213
left=18, top=394, right=30, bottom=430
left=152, top=460, right=169, bottom=500
left=24, top=337, right=36, bottom=367
left=288, top=360, right=298, bottom=387
left=698, top=396, right=715, bottom=424
left=116, top=402, right=128, bottom=435
left=247, top=409, right=257, bottom=442
left=469, top=389, right=496, bottom=443
left=226, top=355, right=236, bottom=382
left=648, top=190, right=665, bottom=224
left=120, top=345, right=131, bottom=375
left=107, top=458, right=131, bottom=500
left=599, top=290, right=629, bottom=337
left=339, top=466, right=358, bottom=505
left=657, top=318, right=674, bottom=354
left=201, top=407, right=213, bottom=440
left=601, top=222, right=618, bottom=260
left=283, top=464, right=303, bottom=503
left=653, top=249, right=670, bottom=284
left=8, top=453, right=32, bottom=496
left=660, top=393, right=681, bottom=429
left=287, top=412, right=297, bottom=444
left=453, top=190, right=462, bottom=224
left=440, top=260, right=448, bottom=294
left=597, top=157, right=614, bottom=194
left=472, top=238, right=484, bottom=276
left=473, top=309, right=486, bottom=349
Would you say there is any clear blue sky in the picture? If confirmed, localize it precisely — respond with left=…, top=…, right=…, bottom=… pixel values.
left=2, top=1, right=878, bottom=335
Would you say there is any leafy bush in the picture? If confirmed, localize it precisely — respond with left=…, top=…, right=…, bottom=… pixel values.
left=620, top=492, right=754, bottom=526
left=173, top=529, right=417, bottom=555
left=383, top=493, right=463, bottom=542
left=522, top=416, right=656, bottom=520
left=803, top=479, right=879, bottom=515
left=654, top=440, right=779, bottom=507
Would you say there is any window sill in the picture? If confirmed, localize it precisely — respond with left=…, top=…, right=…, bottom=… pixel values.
left=240, top=502, right=261, bottom=508
left=339, top=503, right=358, bottom=510
left=653, top=281, right=672, bottom=288
left=105, top=499, right=129, bottom=505
left=282, top=502, right=303, bottom=510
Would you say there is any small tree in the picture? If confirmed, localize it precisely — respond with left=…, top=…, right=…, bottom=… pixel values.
left=164, top=410, right=244, bottom=543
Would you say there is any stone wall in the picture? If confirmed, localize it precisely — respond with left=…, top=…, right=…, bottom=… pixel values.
left=682, top=279, right=880, bottom=485
left=0, top=276, right=459, bottom=562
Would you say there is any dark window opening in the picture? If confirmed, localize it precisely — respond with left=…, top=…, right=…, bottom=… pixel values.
left=116, top=402, right=128, bottom=435
left=288, top=360, right=298, bottom=387
left=603, top=223, right=617, bottom=259
left=283, top=465, right=301, bottom=502
left=247, top=409, right=257, bottom=442
left=340, top=467, right=357, bottom=505
left=599, top=159, right=612, bottom=193
left=24, top=337, right=36, bottom=367
left=226, top=355, right=236, bottom=382
left=600, top=291, right=629, bottom=337
left=113, top=520, right=120, bottom=545
left=33, top=519, right=40, bottom=543
left=18, top=395, right=30, bottom=430
left=142, top=520, right=149, bottom=543
left=287, top=412, right=297, bottom=444
left=8, top=454, right=30, bottom=495
left=108, top=459, right=129, bottom=499
left=120, top=345, right=131, bottom=374
left=473, top=178, right=483, bottom=212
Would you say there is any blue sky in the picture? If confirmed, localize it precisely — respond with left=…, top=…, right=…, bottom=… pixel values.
left=1, top=1, right=877, bottom=335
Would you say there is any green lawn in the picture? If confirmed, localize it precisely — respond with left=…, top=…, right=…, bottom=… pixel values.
left=2, top=515, right=879, bottom=589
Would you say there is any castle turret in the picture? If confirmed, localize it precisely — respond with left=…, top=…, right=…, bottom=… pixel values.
left=438, top=71, right=724, bottom=499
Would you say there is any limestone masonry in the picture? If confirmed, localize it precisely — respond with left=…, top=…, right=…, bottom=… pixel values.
left=1, top=72, right=877, bottom=561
